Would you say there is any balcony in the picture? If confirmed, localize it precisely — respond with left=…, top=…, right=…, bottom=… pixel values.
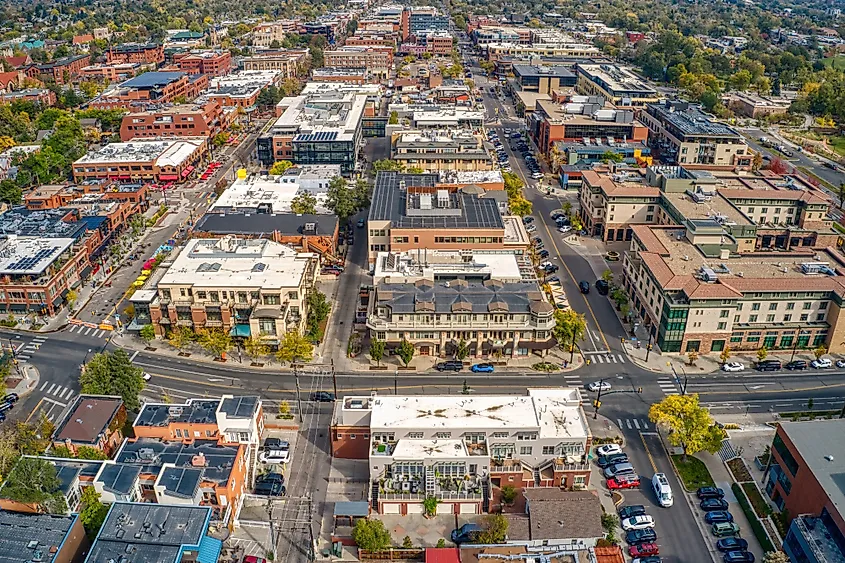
left=490, top=460, right=523, bottom=473
left=204, top=320, right=223, bottom=328
left=372, top=442, right=396, bottom=456
left=553, top=460, right=590, bottom=472
left=465, top=442, right=487, bottom=456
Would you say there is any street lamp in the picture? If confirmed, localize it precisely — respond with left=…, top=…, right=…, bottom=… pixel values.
left=671, top=364, right=688, bottom=396
left=593, top=378, right=607, bottom=419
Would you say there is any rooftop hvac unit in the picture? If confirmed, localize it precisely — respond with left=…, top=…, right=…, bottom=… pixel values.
left=419, top=193, right=433, bottom=210
left=700, top=266, right=718, bottom=282
left=436, top=189, right=450, bottom=208
left=801, top=262, right=830, bottom=275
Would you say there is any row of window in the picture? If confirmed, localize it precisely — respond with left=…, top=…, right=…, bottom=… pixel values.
left=432, top=237, right=503, bottom=244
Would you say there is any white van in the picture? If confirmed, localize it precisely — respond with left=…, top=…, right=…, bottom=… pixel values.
left=652, top=473, right=673, bottom=507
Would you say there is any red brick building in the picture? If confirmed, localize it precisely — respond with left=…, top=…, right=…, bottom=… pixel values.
left=120, top=101, right=229, bottom=141
left=90, top=72, right=208, bottom=110
left=27, top=54, right=90, bottom=85
left=106, top=43, right=165, bottom=65
left=171, top=51, right=232, bottom=77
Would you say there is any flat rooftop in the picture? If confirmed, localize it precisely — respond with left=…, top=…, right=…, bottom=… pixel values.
left=392, top=438, right=469, bottom=460
left=648, top=101, right=743, bottom=139
left=0, top=511, right=79, bottom=563
left=373, top=250, right=524, bottom=283
left=513, top=64, right=576, bottom=79
left=74, top=138, right=204, bottom=166
left=438, top=169, right=504, bottom=185
left=96, top=463, right=142, bottom=496
left=53, top=395, right=123, bottom=445
left=158, top=237, right=311, bottom=289
left=210, top=175, right=329, bottom=214
left=120, top=71, right=186, bottom=89
left=193, top=212, right=338, bottom=238
left=135, top=399, right=221, bottom=427
left=576, top=63, right=657, bottom=96
left=368, top=388, right=587, bottom=438
left=116, top=439, right=239, bottom=487
left=662, top=191, right=752, bottom=226
left=0, top=236, right=76, bottom=276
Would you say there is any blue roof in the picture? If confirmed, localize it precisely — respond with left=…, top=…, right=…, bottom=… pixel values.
left=122, top=71, right=186, bottom=89
left=79, top=216, right=107, bottom=229
left=196, top=535, right=223, bottom=563
left=334, top=501, right=369, bottom=517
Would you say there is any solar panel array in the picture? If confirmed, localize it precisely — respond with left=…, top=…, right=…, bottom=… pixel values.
left=6, top=245, right=60, bottom=271
left=294, top=131, right=339, bottom=142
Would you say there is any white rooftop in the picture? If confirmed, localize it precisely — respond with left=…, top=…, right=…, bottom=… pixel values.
left=392, top=439, right=469, bottom=460
left=373, top=250, right=523, bottom=284
left=74, top=138, right=204, bottom=166
left=439, top=170, right=504, bottom=185
left=369, top=388, right=588, bottom=438
left=158, top=236, right=312, bottom=289
left=210, top=175, right=330, bottom=214
left=0, top=236, right=76, bottom=276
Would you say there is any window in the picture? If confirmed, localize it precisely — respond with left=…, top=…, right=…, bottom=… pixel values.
left=752, top=303, right=761, bottom=311
left=574, top=475, right=586, bottom=485
left=749, top=315, right=758, bottom=322
left=773, top=434, right=799, bottom=476
left=492, top=432, right=509, bottom=438
left=542, top=446, right=555, bottom=455
left=258, top=318, right=276, bottom=336
left=516, top=432, right=537, bottom=440
left=803, top=302, right=812, bottom=310
left=783, top=314, right=792, bottom=322
left=817, top=313, right=826, bottom=321
left=786, top=302, right=795, bottom=310
left=350, top=434, right=356, bottom=439
left=800, top=314, right=809, bottom=322
left=720, top=310, right=729, bottom=318
left=434, top=432, right=452, bottom=439
left=175, top=429, right=182, bottom=438
left=769, top=303, right=778, bottom=311
left=766, top=315, right=775, bottom=322
left=519, top=446, right=533, bottom=456
left=734, top=315, right=740, bottom=323
left=408, top=432, right=424, bottom=439
left=820, top=302, right=828, bottom=310
left=718, top=322, right=726, bottom=330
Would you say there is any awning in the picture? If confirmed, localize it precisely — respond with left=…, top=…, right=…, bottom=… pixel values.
left=522, top=338, right=558, bottom=350
left=196, top=535, right=223, bottom=563
left=181, top=166, right=194, bottom=177
left=333, top=501, right=369, bottom=518
left=158, top=174, right=178, bottom=181
left=229, top=324, right=251, bottom=337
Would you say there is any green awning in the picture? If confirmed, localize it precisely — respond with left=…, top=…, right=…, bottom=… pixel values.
left=229, top=324, right=251, bottom=337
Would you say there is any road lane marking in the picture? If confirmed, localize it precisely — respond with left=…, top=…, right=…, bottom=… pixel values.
left=617, top=418, right=623, bottom=428
left=639, top=432, right=658, bottom=473
left=626, top=419, right=632, bottom=429
left=47, top=383, right=56, bottom=394
left=40, top=381, right=49, bottom=391
left=130, top=350, right=140, bottom=361
left=69, top=325, right=78, bottom=333
left=43, top=397, right=67, bottom=407
left=25, top=398, right=44, bottom=423
left=633, top=419, right=640, bottom=429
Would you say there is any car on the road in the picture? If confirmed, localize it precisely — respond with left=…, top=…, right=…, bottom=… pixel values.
left=837, top=359, right=845, bottom=368
left=618, top=504, right=646, bottom=520
left=717, top=538, right=749, bottom=552
left=603, top=462, right=636, bottom=479
left=723, top=551, right=755, bottom=563
left=311, top=392, right=336, bottom=402
left=697, top=486, right=725, bottom=499
left=1, top=393, right=18, bottom=404
left=142, top=372, right=152, bottom=381
left=259, top=443, right=291, bottom=465
left=700, top=498, right=730, bottom=511
left=596, top=444, right=623, bottom=457
left=625, top=528, right=657, bottom=545
left=356, top=219, right=365, bottom=228
left=471, top=363, right=494, bottom=373
left=628, top=543, right=659, bottom=558
left=587, top=380, right=611, bottom=392
left=608, top=476, right=640, bottom=490
left=435, top=361, right=463, bottom=372
left=785, top=360, right=808, bottom=371
left=705, top=511, right=735, bottom=524
left=622, top=515, right=655, bottom=531
left=632, top=558, right=662, bottom=563
left=558, top=225, right=572, bottom=233
left=531, top=172, right=544, bottom=179
left=254, top=473, right=285, bottom=496
left=579, top=281, right=590, bottom=294
left=756, top=359, right=782, bottom=372
left=597, top=453, right=629, bottom=467
left=712, top=522, right=741, bottom=537
left=451, top=523, right=482, bottom=544
left=722, top=362, right=745, bottom=372
left=823, top=161, right=840, bottom=171
left=538, top=250, right=550, bottom=259
left=595, top=279, right=610, bottom=295
left=812, top=358, right=832, bottom=369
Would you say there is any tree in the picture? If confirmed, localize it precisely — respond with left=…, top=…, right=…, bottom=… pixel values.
left=369, top=338, right=385, bottom=366
left=373, top=159, right=405, bottom=172
left=388, top=110, right=399, bottom=125
left=269, top=39, right=281, bottom=49
left=838, top=182, right=845, bottom=211
left=276, top=331, right=314, bottom=366
left=500, top=485, right=517, bottom=505
left=402, top=536, right=413, bottom=549
left=752, top=151, right=763, bottom=173
left=197, top=329, right=232, bottom=360
left=688, top=351, right=699, bottom=365
left=601, top=269, right=614, bottom=284
left=719, top=346, right=731, bottom=365
left=569, top=214, right=584, bottom=232
left=269, top=160, right=293, bottom=175
left=243, top=336, right=270, bottom=364
left=476, top=513, right=508, bottom=544
left=509, top=196, right=532, bottom=217
left=814, top=344, right=828, bottom=360
left=306, top=290, right=331, bottom=340
left=1, top=457, right=67, bottom=514
left=212, top=132, right=230, bottom=147
left=600, top=151, right=624, bottom=163
left=648, top=394, right=726, bottom=460
left=456, top=339, right=469, bottom=361
left=326, top=176, right=359, bottom=221
left=397, top=339, right=415, bottom=367
left=166, top=326, right=194, bottom=354
left=79, top=350, right=145, bottom=411
left=757, top=347, right=768, bottom=362
left=762, top=552, right=790, bottom=563
left=352, top=518, right=392, bottom=551
left=75, top=446, right=108, bottom=460
left=257, top=85, right=282, bottom=108
left=139, top=324, right=155, bottom=347
left=353, top=178, right=371, bottom=209
left=66, top=289, right=78, bottom=310
left=290, top=192, right=317, bottom=214
left=553, top=310, right=587, bottom=349
left=79, top=486, right=109, bottom=539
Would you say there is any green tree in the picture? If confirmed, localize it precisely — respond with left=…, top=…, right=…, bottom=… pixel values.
left=290, top=192, right=317, bottom=214
left=197, top=329, right=232, bottom=360
left=326, top=176, right=358, bottom=221
left=762, top=552, right=790, bottom=563
left=257, top=85, right=282, bottom=108
left=79, top=486, right=109, bottom=539
left=553, top=309, right=587, bottom=350
left=212, top=132, right=230, bottom=147
left=1, top=457, right=67, bottom=514
left=75, top=446, right=108, bottom=460
left=369, top=338, right=385, bottom=367
left=397, top=339, right=415, bottom=367
left=166, top=326, right=194, bottom=354
left=509, top=196, right=532, bottom=217
left=269, top=160, right=293, bottom=175
left=306, top=290, right=331, bottom=340
left=648, top=394, right=726, bottom=460
left=139, top=324, right=155, bottom=347
left=388, top=110, right=399, bottom=125
left=601, top=269, right=614, bottom=284
left=79, top=350, right=145, bottom=411
left=500, top=485, right=517, bottom=505
left=814, top=344, right=828, bottom=360
left=354, top=178, right=371, bottom=209
left=476, top=513, right=508, bottom=544
left=276, top=331, right=314, bottom=366
left=600, top=151, right=624, bottom=163
left=456, top=339, right=469, bottom=361
left=352, top=518, right=392, bottom=551
left=243, top=336, right=270, bottom=364
left=66, top=288, right=78, bottom=310
left=269, top=39, right=281, bottom=49
left=757, top=347, right=768, bottom=362
left=402, top=536, right=413, bottom=548
left=373, top=159, right=405, bottom=172
left=719, top=346, right=731, bottom=365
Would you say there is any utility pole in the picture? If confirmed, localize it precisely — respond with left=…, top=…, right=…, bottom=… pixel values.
left=593, top=378, right=607, bottom=419
left=394, top=370, right=398, bottom=395
left=645, top=333, right=653, bottom=362
left=331, top=359, right=338, bottom=398
left=294, top=364, right=303, bottom=423
left=266, top=497, right=277, bottom=562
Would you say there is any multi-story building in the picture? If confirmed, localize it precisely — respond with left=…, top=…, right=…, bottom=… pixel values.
left=0, top=88, right=56, bottom=106
left=26, top=54, right=90, bottom=85
left=386, top=104, right=483, bottom=129
left=202, top=70, right=282, bottom=108
left=404, top=6, right=449, bottom=37
left=472, top=26, right=530, bottom=47
left=726, top=92, right=791, bottom=119
left=90, top=72, right=209, bottom=110
left=578, top=167, right=661, bottom=242
left=106, top=43, right=165, bottom=65
left=367, top=172, right=530, bottom=265
left=0, top=511, right=89, bottom=562
left=119, top=101, right=230, bottom=141
left=391, top=129, right=495, bottom=172
left=641, top=101, right=753, bottom=168
left=148, top=236, right=318, bottom=340
left=324, top=46, right=392, bottom=79
left=311, top=67, right=370, bottom=84
left=207, top=169, right=333, bottom=215
left=421, top=31, right=454, bottom=55
left=72, top=138, right=207, bottom=183
left=763, top=420, right=845, bottom=563
left=251, top=20, right=299, bottom=47
left=485, top=42, right=601, bottom=62
left=346, top=34, right=397, bottom=49
left=512, top=65, right=577, bottom=95
left=575, top=64, right=660, bottom=108
left=171, top=50, right=232, bottom=76
left=240, top=49, right=309, bottom=78
left=331, top=388, right=590, bottom=515
left=79, top=62, right=144, bottom=82
left=51, top=395, right=127, bottom=457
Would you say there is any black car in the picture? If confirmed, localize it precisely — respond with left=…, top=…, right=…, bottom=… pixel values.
left=538, top=250, right=550, bottom=259
left=598, top=453, right=629, bottom=467
left=543, top=264, right=559, bottom=273
left=262, top=438, right=285, bottom=450
left=2, top=393, right=18, bottom=404
left=697, top=486, right=725, bottom=499
left=579, top=281, right=590, bottom=294
left=435, top=361, right=463, bottom=372
left=755, top=360, right=782, bottom=372
left=523, top=216, right=534, bottom=224
left=618, top=505, right=646, bottom=520
left=700, top=498, right=730, bottom=511
left=255, top=473, right=286, bottom=496
left=717, top=538, right=749, bottom=552
left=596, top=279, right=610, bottom=295
left=626, top=528, right=657, bottom=545
left=785, top=360, right=808, bottom=370
left=724, top=551, right=755, bottom=563
left=311, top=392, right=336, bottom=402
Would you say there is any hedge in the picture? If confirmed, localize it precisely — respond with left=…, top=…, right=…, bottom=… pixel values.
left=731, top=483, right=775, bottom=552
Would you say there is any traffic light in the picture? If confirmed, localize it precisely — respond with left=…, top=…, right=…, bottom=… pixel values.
left=637, top=387, right=643, bottom=394
left=593, top=400, right=601, bottom=409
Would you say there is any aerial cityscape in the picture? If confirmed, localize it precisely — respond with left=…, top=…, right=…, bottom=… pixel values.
left=0, top=0, right=842, bottom=562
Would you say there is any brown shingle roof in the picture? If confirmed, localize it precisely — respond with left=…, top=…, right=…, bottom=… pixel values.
left=522, top=490, right=604, bottom=540
left=53, top=396, right=123, bottom=444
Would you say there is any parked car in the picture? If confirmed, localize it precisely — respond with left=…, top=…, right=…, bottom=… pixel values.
left=705, top=511, right=734, bottom=524
left=618, top=505, right=646, bottom=520
left=259, top=444, right=291, bottom=465
left=608, top=476, right=640, bottom=490
left=523, top=216, right=535, bottom=224
left=596, top=444, right=622, bottom=457
left=712, top=522, right=741, bottom=537
left=543, top=264, right=559, bottom=273
left=526, top=224, right=537, bottom=233
left=0, top=402, right=13, bottom=413
left=784, top=360, right=807, bottom=371
left=262, top=438, right=285, bottom=450
left=622, top=515, right=655, bottom=531
left=531, top=172, right=544, bottom=179
left=451, top=523, right=482, bottom=544
left=471, top=363, right=494, bottom=373
left=625, top=528, right=657, bottom=545
left=700, top=498, right=730, bottom=511
left=697, top=486, right=725, bottom=499
left=579, top=281, right=590, bottom=294
left=632, top=558, right=662, bottom=563
left=311, top=392, right=336, bottom=402
left=717, top=539, right=749, bottom=552
left=595, top=279, right=610, bottom=295
left=538, top=250, right=550, bottom=259
left=1, top=393, right=18, bottom=404
left=597, top=453, right=629, bottom=468
left=723, top=551, right=755, bottom=563
left=756, top=360, right=782, bottom=372
left=836, top=359, right=845, bottom=368
left=435, top=361, right=463, bottom=372
left=812, top=358, right=832, bottom=369
left=629, top=543, right=659, bottom=558
left=558, top=225, right=572, bottom=233
left=722, top=362, right=745, bottom=372
left=254, top=473, right=286, bottom=496
left=587, top=380, right=611, bottom=392
left=604, top=462, right=636, bottom=479
left=356, top=219, right=365, bottom=228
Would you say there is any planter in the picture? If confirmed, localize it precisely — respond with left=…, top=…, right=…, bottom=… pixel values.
left=145, top=347, right=157, bottom=351
left=250, top=362, right=265, bottom=367
left=369, top=365, right=389, bottom=371
left=178, top=352, right=191, bottom=357
left=397, top=366, right=416, bottom=371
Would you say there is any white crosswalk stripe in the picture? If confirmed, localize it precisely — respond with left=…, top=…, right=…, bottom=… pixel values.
left=59, top=387, right=71, bottom=399
left=32, top=336, right=47, bottom=342
left=618, top=418, right=651, bottom=430
left=633, top=419, right=640, bottom=430
left=590, top=354, right=627, bottom=364
left=83, top=327, right=93, bottom=336
left=40, top=381, right=49, bottom=391
left=658, top=377, right=679, bottom=395
left=69, top=325, right=78, bottom=333
left=47, top=383, right=56, bottom=394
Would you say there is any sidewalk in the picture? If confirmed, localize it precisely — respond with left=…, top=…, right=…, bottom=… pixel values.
left=6, top=364, right=40, bottom=397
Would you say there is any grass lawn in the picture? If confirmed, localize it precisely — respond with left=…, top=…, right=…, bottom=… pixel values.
left=822, top=55, right=845, bottom=71
left=741, top=482, right=772, bottom=518
left=671, top=455, right=715, bottom=491
left=828, top=136, right=845, bottom=158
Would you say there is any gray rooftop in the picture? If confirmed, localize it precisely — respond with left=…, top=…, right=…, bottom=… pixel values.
left=0, top=208, right=89, bottom=239
left=513, top=64, right=576, bottom=79
left=369, top=172, right=504, bottom=230
left=0, top=511, right=79, bottom=563
left=158, top=466, right=202, bottom=499
left=219, top=396, right=260, bottom=419
left=96, top=463, right=142, bottom=496
left=375, top=279, right=549, bottom=315
left=116, top=439, right=238, bottom=487
left=647, top=101, right=742, bottom=139
left=194, top=212, right=338, bottom=237
left=121, top=71, right=186, bottom=89
left=135, top=399, right=220, bottom=427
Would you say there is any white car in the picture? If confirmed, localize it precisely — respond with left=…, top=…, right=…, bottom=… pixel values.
left=721, top=362, right=745, bottom=372
left=143, top=372, right=151, bottom=381
left=558, top=226, right=572, bottom=233
left=812, top=358, right=832, bottom=369
left=539, top=261, right=554, bottom=270
left=259, top=443, right=291, bottom=465
left=526, top=224, right=537, bottom=233
left=596, top=444, right=622, bottom=457
left=622, top=515, right=656, bottom=531
left=531, top=172, right=544, bottom=179
left=837, top=359, right=845, bottom=368
left=587, top=381, right=611, bottom=393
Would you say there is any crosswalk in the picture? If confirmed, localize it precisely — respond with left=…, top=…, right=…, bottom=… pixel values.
left=14, top=335, right=47, bottom=364
left=718, top=439, right=737, bottom=462
left=583, top=350, right=627, bottom=364
left=617, top=417, right=651, bottom=431
left=658, top=377, right=679, bottom=396
left=38, top=380, right=76, bottom=409
left=67, top=325, right=111, bottom=338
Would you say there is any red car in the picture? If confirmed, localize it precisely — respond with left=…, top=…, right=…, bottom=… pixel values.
left=629, top=543, right=659, bottom=557
left=607, top=476, right=640, bottom=490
